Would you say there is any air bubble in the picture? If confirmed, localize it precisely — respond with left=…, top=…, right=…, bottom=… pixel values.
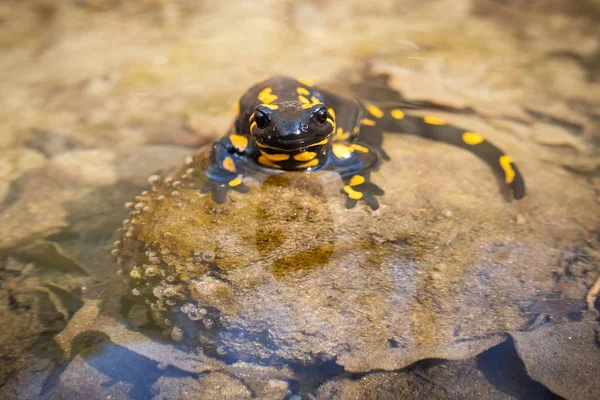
left=113, top=240, right=121, bottom=247
left=166, top=275, right=175, bottom=283
left=165, top=299, right=176, bottom=306
left=203, top=317, right=214, bottom=328
left=147, top=175, right=161, bottom=185
left=153, top=286, right=164, bottom=297
left=163, top=286, right=175, bottom=297
left=124, top=202, right=134, bottom=209
left=171, top=191, right=180, bottom=197
left=110, top=249, right=119, bottom=256
left=132, top=288, right=141, bottom=296
left=216, top=345, right=226, bottom=355
left=157, top=195, right=165, bottom=201
left=134, top=202, right=145, bottom=210
left=145, top=266, right=157, bottom=277
left=171, top=327, right=184, bottom=342
left=202, top=252, right=215, bottom=262
left=163, top=232, right=172, bottom=238
left=185, top=156, right=193, bottom=166
left=130, top=270, right=142, bottom=279
left=141, top=190, right=149, bottom=196
left=173, top=181, right=182, bottom=188
left=164, top=318, right=172, bottom=326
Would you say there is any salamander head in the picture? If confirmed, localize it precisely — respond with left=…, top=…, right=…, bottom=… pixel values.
left=249, top=101, right=335, bottom=152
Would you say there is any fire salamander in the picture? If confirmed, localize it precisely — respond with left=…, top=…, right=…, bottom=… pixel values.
left=201, top=76, right=525, bottom=210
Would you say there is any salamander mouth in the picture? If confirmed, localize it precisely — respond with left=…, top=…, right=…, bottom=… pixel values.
left=254, top=135, right=330, bottom=152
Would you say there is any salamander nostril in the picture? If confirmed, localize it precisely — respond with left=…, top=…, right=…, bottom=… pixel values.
left=255, top=109, right=270, bottom=129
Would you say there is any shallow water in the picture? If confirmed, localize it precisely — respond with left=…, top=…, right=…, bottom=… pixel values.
left=1, top=1, right=600, bottom=399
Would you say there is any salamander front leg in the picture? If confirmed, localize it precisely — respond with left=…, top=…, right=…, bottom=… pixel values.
left=328, top=142, right=384, bottom=210
left=341, top=172, right=385, bottom=210
left=200, top=135, right=252, bottom=204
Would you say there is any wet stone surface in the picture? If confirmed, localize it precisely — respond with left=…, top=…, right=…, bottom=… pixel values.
left=116, top=126, right=599, bottom=376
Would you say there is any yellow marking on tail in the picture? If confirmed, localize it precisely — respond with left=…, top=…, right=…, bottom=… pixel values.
left=297, top=87, right=310, bottom=96
left=228, top=174, right=243, bottom=187
left=335, top=127, right=350, bottom=141
left=499, top=155, right=516, bottom=184
left=223, top=156, right=236, bottom=173
left=298, top=159, right=319, bottom=168
left=391, top=109, right=405, bottom=119
left=367, top=105, right=384, bottom=119
left=349, top=175, right=365, bottom=186
left=351, top=144, right=369, bottom=153
left=257, top=87, right=278, bottom=104
left=293, top=151, right=317, bottom=161
left=332, top=144, right=354, bottom=159
left=297, top=78, right=314, bottom=87
left=258, top=156, right=282, bottom=169
left=462, top=132, right=484, bottom=145
left=229, top=134, right=248, bottom=152
left=352, top=127, right=360, bottom=135
left=260, top=151, right=290, bottom=162
left=424, top=116, right=445, bottom=125
left=343, top=186, right=363, bottom=200
left=362, top=118, right=376, bottom=126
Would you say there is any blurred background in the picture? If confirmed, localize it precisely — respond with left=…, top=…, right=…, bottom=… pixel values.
left=1, top=1, right=600, bottom=399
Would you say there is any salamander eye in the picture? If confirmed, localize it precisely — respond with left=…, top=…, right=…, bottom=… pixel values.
left=254, top=109, right=270, bottom=129
left=312, top=107, right=328, bottom=125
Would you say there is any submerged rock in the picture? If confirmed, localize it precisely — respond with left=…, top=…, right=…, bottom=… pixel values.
left=117, top=128, right=600, bottom=373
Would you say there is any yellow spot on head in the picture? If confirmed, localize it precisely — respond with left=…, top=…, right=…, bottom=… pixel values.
left=367, top=104, right=384, bottom=119
left=297, top=78, right=314, bottom=87
left=298, top=159, right=319, bottom=168
left=223, top=156, right=236, bottom=173
left=362, top=118, right=376, bottom=126
left=328, top=108, right=336, bottom=120
left=391, top=109, right=404, bottom=119
left=349, top=175, right=365, bottom=186
left=250, top=121, right=257, bottom=132
left=332, top=143, right=354, bottom=159
left=424, top=116, right=445, bottom=125
left=261, top=103, right=279, bottom=110
left=311, top=96, right=321, bottom=104
left=462, top=132, right=484, bottom=145
left=229, top=134, right=248, bottom=152
left=293, top=151, right=317, bottom=161
left=258, top=87, right=278, bottom=104
left=351, top=144, right=369, bottom=153
left=260, top=151, right=290, bottom=162
left=298, top=95, right=310, bottom=104
left=297, top=87, right=310, bottom=96
left=258, top=156, right=282, bottom=169
left=228, top=174, right=243, bottom=187
left=343, top=185, right=363, bottom=200
left=499, top=155, right=516, bottom=184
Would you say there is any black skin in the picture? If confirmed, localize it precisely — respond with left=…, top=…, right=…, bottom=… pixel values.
left=201, top=76, right=525, bottom=210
